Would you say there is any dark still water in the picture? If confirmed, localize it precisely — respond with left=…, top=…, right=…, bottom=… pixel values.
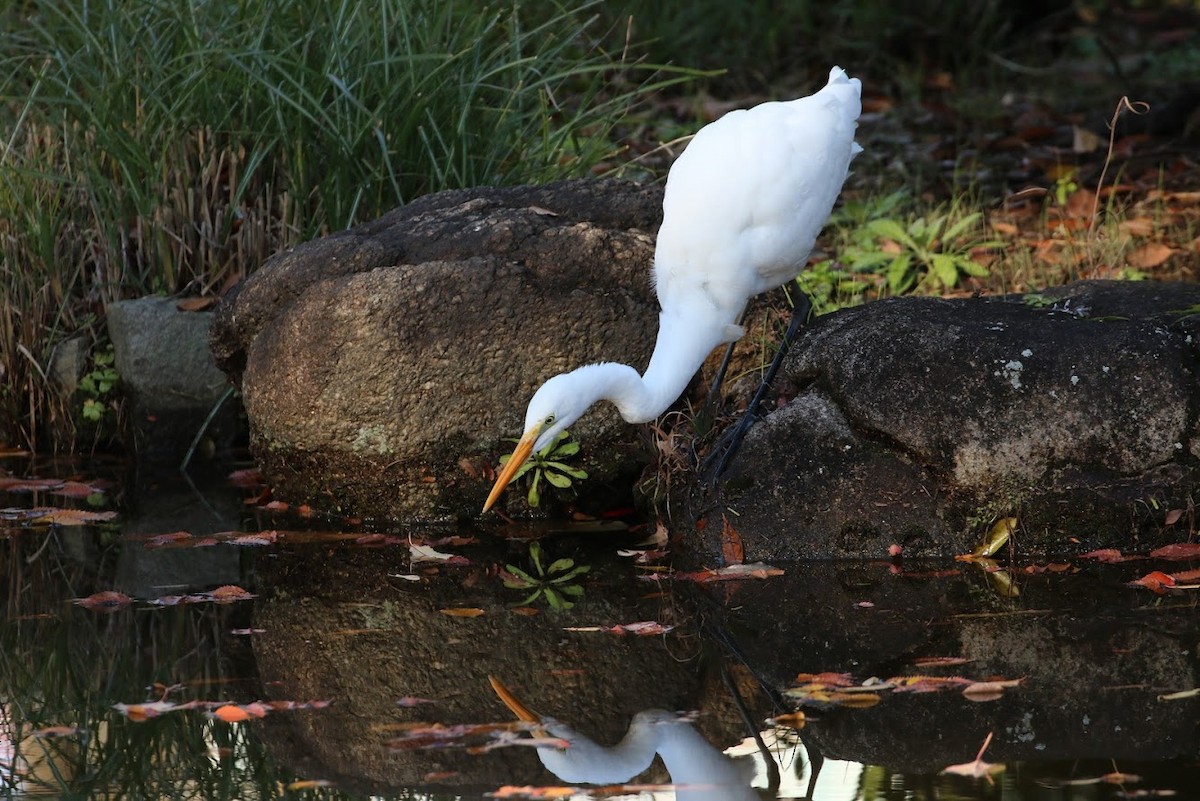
left=2, top=456, right=1198, bottom=799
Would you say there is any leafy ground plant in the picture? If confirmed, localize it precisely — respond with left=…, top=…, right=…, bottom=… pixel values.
left=497, top=430, right=588, bottom=508
left=503, top=540, right=590, bottom=610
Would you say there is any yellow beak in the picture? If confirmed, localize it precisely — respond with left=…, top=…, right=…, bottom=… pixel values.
left=488, top=675, right=541, bottom=723
left=481, top=424, right=542, bottom=514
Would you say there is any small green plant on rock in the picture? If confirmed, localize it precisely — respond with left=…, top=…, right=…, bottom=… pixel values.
left=503, top=540, right=590, bottom=610
left=79, top=347, right=119, bottom=424
left=862, top=209, right=1001, bottom=294
left=498, top=430, right=588, bottom=508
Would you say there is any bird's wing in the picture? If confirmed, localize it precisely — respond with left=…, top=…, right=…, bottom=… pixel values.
left=653, top=68, right=861, bottom=316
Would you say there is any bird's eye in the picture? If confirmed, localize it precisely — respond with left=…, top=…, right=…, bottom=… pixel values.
left=544, top=415, right=555, bottom=426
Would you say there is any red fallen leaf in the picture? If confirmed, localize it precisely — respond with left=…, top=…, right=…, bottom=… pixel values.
left=1164, top=509, right=1184, bottom=526
left=913, top=656, right=972, bottom=667
left=396, top=696, right=438, bottom=708
left=30, top=725, right=85, bottom=738
left=231, top=531, right=278, bottom=546
left=75, top=591, right=133, bottom=611
left=1149, top=543, right=1200, bottom=560
left=720, top=514, right=744, bottom=565
left=510, top=606, right=539, bottom=616
left=51, top=480, right=105, bottom=498
left=210, top=585, right=255, bottom=603
left=1128, top=570, right=1177, bottom=593
left=144, top=531, right=193, bottom=548
left=262, top=500, right=289, bottom=511
left=422, top=771, right=459, bottom=782
left=1079, top=548, right=1137, bottom=563
left=0, top=477, right=63, bottom=492
left=793, top=672, right=855, bottom=687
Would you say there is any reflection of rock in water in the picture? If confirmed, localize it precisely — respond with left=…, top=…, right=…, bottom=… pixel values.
left=248, top=541, right=709, bottom=791
left=695, top=562, right=1200, bottom=773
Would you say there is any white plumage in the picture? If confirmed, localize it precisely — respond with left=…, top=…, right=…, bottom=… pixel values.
left=484, top=67, right=862, bottom=512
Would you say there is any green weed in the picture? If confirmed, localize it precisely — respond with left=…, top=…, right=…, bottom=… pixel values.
left=498, top=430, right=589, bottom=509
left=503, top=540, right=590, bottom=610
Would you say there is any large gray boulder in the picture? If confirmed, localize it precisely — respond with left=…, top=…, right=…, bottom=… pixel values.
left=683, top=280, right=1200, bottom=561
left=211, top=179, right=664, bottom=520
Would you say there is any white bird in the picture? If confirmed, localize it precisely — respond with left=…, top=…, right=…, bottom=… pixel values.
left=484, top=67, right=862, bottom=513
left=489, top=676, right=756, bottom=798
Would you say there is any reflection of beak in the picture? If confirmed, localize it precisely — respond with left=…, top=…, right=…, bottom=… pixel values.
left=482, top=423, right=542, bottom=514
left=488, top=675, right=541, bottom=723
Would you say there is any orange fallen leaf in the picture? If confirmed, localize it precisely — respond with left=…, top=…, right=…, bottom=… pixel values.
left=210, top=585, right=255, bottom=603
left=962, top=678, right=1023, bottom=702
left=176, top=296, right=216, bottom=312
left=1127, top=242, right=1175, bottom=269
left=75, top=591, right=133, bottom=611
left=440, top=607, right=486, bottom=618
left=1128, top=570, right=1176, bottom=593
left=720, top=514, right=744, bottom=565
left=31, top=508, right=118, bottom=526
left=1149, top=542, right=1200, bottom=560
left=212, top=704, right=251, bottom=723
left=286, top=780, right=335, bottom=790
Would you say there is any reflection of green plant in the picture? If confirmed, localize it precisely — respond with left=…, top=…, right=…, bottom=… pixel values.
left=503, top=540, right=590, bottom=610
left=498, top=430, right=588, bottom=508
left=79, top=347, right=119, bottom=423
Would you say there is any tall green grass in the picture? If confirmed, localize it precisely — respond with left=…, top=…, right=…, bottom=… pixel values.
left=0, top=0, right=688, bottom=451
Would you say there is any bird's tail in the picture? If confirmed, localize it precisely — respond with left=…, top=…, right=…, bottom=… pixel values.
left=821, top=66, right=864, bottom=159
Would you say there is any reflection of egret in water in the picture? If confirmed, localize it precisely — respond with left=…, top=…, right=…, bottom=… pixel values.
left=490, top=676, right=756, bottom=799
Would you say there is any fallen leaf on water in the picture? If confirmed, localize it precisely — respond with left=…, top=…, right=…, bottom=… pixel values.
left=286, top=780, right=336, bottom=790
left=1148, top=542, right=1200, bottom=560
left=720, top=514, right=744, bottom=565
left=211, top=585, right=256, bottom=603
left=489, top=786, right=576, bottom=799
left=144, top=531, right=194, bottom=548
left=672, top=562, right=784, bottom=582
left=962, top=678, right=1023, bottom=702
left=1079, top=548, right=1138, bottom=563
left=913, top=656, right=972, bottom=667
left=75, top=591, right=133, bottom=611
left=889, top=675, right=974, bottom=693
left=441, top=607, right=486, bottom=618
left=113, top=701, right=183, bottom=721
left=212, top=704, right=252, bottom=723
left=410, top=543, right=469, bottom=565
left=30, top=508, right=118, bottom=526
left=30, top=726, right=86, bottom=739
left=563, top=621, right=675, bottom=636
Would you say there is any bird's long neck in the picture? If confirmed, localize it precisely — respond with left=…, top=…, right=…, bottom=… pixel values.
left=633, top=309, right=734, bottom=422
left=571, top=309, right=733, bottom=425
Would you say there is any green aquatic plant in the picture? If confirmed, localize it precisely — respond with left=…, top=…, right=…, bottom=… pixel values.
left=503, top=540, right=590, bottom=610
left=497, top=430, right=588, bottom=508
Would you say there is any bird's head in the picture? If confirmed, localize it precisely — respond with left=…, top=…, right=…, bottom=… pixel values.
left=482, top=372, right=592, bottom=513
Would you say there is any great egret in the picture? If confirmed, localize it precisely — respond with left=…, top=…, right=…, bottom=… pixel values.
left=489, top=676, right=756, bottom=798
left=483, top=67, right=862, bottom=513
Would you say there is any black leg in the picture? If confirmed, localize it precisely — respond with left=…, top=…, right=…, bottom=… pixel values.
left=701, top=292, right=813, bottom=482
